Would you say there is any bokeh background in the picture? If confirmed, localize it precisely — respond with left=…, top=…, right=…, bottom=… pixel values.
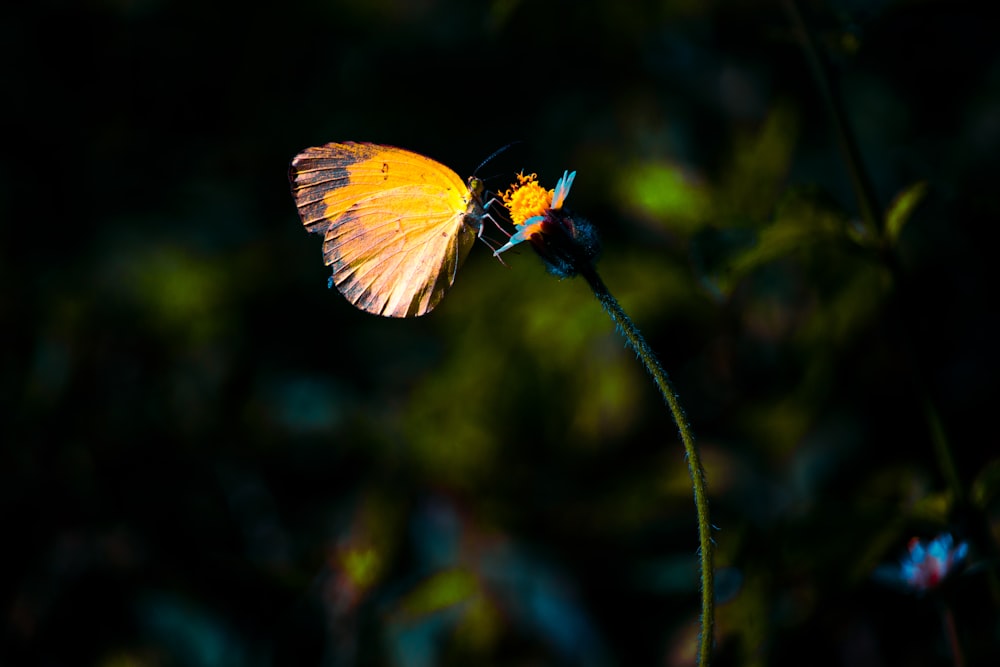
left=3, top=0, right=999, bottom=665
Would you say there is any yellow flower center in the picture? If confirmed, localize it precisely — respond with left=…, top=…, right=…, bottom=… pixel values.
left=502, top=172, right=554, bottom=226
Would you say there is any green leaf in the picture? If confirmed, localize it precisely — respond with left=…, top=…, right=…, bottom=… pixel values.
left=885, top=180, right=927, bottom=245
left=706, top=187, right=848, bottom=294
left=722, top=102, right=799, bottom=223
left=971, top=458, right=1000, bottom=509
left=340, top=546, right=383, bottom=590
left=617, top=160, right=712, bottom=236
left=395, top=568, right=479, bottom=620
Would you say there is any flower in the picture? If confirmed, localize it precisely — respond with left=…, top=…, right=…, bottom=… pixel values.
left=502, top=172, right=554, bottom=226
left=494, top=170, right=600, bottom=279
left=874, top=533, right=969, bottom=594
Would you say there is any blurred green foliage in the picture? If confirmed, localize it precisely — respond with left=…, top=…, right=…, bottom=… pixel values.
left=3, top=0, right=999, bottom=666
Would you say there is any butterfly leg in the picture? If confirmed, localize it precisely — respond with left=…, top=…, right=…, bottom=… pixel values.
left=481, top=195, right=511, bottom=239
left=474, top=194, right=515, bottom=265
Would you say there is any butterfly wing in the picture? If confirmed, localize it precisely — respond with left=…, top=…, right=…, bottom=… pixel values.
left=289, top=142, right=483, bottom=317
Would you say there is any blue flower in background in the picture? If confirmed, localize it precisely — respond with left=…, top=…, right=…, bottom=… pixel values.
left=875, top=533, right=969, bottom=594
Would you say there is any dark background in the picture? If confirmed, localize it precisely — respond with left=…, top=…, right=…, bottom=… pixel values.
left=3, top=0, right=999, bottom=665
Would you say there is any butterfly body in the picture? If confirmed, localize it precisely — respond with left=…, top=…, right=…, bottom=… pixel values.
left=290, top=142, right=485, bottom=317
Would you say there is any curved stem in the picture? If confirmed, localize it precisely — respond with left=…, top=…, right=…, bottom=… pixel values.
left=580, top=265, right=715, bottom=667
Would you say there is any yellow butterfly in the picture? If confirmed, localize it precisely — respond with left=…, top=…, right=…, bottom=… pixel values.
left=289, top=142, right=489, bottom=317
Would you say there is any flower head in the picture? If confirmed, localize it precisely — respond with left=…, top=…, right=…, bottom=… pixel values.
left=494, top=169, right=600, bottom=278
left=502, top=172, right=553, bottom=226
left=874, top=533, right=969, bottom=594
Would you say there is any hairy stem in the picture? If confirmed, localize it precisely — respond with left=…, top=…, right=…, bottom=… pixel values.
left=580, top=265, right=714, bottom=667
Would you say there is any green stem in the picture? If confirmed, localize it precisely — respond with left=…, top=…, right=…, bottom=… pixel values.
left=940, top=602, right=965, bottom=667
left=782, top=0, right=881, bottom=238
left=785, top=0, right=1000, bottom=616
left=924, top=397, right=964, bottom=503
left=580, top=265, right=715, bottom=667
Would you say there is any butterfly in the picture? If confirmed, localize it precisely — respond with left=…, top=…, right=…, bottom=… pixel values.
left=289, top=142, right=490, bottom=317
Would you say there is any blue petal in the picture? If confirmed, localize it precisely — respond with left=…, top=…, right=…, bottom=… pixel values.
left=551, top=171, right=577, bottom=210
left=493, top=219, right=544, bottom=257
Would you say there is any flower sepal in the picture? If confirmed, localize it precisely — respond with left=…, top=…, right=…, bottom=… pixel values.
left=526, top=208, right=601, bottom=279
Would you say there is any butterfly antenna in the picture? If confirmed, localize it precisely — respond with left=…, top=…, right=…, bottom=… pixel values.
left=474, top=140, right=522, bottom=176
